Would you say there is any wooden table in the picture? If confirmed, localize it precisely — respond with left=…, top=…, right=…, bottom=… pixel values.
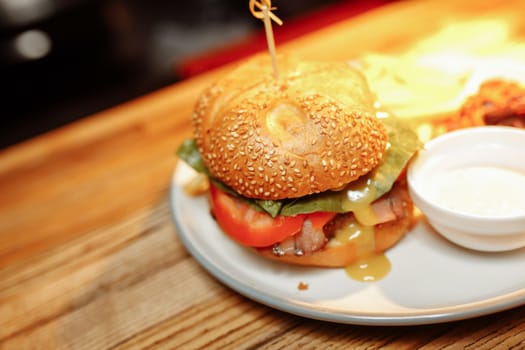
left=2, top=0, right=525, bottom=348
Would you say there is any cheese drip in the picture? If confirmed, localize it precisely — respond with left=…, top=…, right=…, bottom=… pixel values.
left=327, top=216, right=375, bottom=254
left=342, top=177, right=378, bottom=226
left=326, top=215, right=391, bottom=282
left=330, top=180, right=394, bottom=282
left=344, top=254, right=391, bottom=282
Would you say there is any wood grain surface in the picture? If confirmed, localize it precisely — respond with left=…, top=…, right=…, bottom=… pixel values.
left=1, top=0, right=525, bottom=348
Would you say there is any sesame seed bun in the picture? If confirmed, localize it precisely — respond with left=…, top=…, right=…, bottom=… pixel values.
left=192, top=54, right=388, bottom=200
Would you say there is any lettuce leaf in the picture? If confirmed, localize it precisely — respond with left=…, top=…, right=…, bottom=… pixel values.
left=176, top=139, right=284, bottom=216
left=176, top=116, right=420, bottom=217
left=176, top=139, right=208, bottom=174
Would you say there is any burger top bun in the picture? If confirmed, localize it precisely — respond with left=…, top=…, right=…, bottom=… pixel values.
left=192, top=54, right=388, bottom=200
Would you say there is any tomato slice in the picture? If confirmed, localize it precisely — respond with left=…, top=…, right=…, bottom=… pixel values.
left=209, top=184, right=340, bottom=248
left=209, top=184, right=305, bottom=247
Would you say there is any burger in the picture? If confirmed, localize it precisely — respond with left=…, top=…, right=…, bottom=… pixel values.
left=177, top=54, right=420, bottom=267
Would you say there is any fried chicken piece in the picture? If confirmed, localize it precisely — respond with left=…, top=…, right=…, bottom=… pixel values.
left=459, top=79, right=525, bottom=128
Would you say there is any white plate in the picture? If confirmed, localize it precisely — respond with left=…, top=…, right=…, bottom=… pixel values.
left=170, top=162, right=525, bottom=326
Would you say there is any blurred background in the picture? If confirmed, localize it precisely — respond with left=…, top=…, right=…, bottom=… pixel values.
left=0, top=0, right=387, bottom=149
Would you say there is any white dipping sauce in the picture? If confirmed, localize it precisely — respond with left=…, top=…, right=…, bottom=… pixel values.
left=423, top=166, right=525, bottom=217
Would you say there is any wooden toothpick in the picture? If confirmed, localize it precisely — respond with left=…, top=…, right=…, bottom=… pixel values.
left=249, top=0, right=283, bottom=79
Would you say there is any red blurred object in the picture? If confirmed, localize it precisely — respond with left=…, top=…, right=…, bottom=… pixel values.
left=177, top=0, right=393, bottom=78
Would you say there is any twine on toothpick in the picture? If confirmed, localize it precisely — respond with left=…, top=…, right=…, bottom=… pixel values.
left=249, top=0, right=283, bottom=79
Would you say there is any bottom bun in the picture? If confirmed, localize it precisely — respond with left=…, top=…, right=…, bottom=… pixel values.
left=256, top=187, right=415, bottom=268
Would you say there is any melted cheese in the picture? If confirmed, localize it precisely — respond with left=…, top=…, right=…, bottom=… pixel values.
left=326, top=217, right=392, bottom=282
left=342, top=177, right=379, bottom=226
left=328, top=217, right=375, bottom=255
left=345, top=254, right=391, bottom=282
